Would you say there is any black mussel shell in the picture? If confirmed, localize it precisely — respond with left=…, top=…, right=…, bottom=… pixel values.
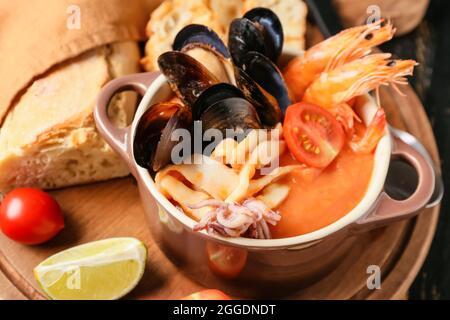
left=228, top=18, right=267, bottom=68
left=173, top=24, right=230, bottom=58
left=242, top=51, right=292, bottom=112
left=234, top=67, right=282, bottom=126
left=200, top=97, right=262, bottom=134
left=153, top=106, right=193, bottom=172
left=158, top=51, right=219, bottom=106
left=134, top=102, right=192, bottom=171
left=192, top=83, right=245, bottom=120
left=244, top=7, right=284, bottom=63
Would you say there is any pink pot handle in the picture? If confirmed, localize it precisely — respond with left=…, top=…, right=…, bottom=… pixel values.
left=94, top=72, right=160, bottom=175
left=353, top=136, right=435, bottom=231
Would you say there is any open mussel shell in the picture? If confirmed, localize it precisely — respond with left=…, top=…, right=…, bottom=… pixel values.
left=228, top=18, right=267, bottom=68
left=244, top=7, right=284, bottom=63
left=200, top=97, right=262, bottom=134
left=173, top=24, right=230, bottom=58
left=172, top=25, right=235, bottom=84
left=133, top=102, right=192, bottom=172
left=192, top=83, right=245, bottom=120
left=158, top=51, right=219, bottom=106
left=234, top=67, right=282, bottom=126
left=242, top=51, right=292, bottom=112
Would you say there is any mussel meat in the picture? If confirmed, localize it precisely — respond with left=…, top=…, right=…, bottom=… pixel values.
left=242, top=51, right=292, bottom=112
left=134, top=102, right=192, bottom=172
left=173, top=24, right=235, bottom=84
left=158, top=51, right=219, bottom=106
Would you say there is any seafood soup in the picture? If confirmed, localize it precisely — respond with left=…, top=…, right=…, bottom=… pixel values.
left=133, top=9, right=416, bottom=240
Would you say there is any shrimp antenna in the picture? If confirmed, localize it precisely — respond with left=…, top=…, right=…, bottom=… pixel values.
left=325, top=20, right=393, bottom=73
left=390, top=82, right=407, bottom=97
left=376, top=87, right=381, bottom=107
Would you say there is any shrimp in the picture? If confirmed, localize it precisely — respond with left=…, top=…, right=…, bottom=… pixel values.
left=283, top=20, right=395, bottom=101
left=349, top=108, right=386, bottom=153
left=302, top=53, right=416, bottom=132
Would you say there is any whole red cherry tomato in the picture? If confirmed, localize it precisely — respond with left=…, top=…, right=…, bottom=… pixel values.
left=0, top=188, right=64, bottom=245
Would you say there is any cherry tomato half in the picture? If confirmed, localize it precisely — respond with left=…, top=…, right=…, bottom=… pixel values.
left=182, top=289, right=231, bottom=300
left=206, top=242, right=248, bottom=279
left=0, top=188, right=64, bottom=245
left=283, top=102, right=345, bottom=168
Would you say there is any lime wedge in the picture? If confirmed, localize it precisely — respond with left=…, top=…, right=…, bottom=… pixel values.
left=34, top=237, right=147, bottom=300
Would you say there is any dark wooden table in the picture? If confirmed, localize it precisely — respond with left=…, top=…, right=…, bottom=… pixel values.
left=379, top=0, right=450, bottom=299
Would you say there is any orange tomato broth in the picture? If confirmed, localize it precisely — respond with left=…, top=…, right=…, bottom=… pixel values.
left=271, top=146, right=374, bottom=238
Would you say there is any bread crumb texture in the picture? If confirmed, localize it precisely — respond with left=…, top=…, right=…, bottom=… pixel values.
left=0, top=41, right=140, bottom=191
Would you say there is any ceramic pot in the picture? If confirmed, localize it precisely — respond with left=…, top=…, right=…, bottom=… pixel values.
left=95, top=67, right=435, bottom=297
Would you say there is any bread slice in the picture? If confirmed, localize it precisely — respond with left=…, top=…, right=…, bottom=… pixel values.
left=208, top=0, right=244, bottom=34
left=0, top=41, right=140, bottom=192
left=242, top=0, right=308, bottom=51
left=141, top=0, right=226, bottom=71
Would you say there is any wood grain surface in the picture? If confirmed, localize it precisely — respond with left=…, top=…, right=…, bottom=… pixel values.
left=0, top=1, right=443, bottom=298
left=0, top=83, right=440, bottom=300
left=375, top=0, right=448, bottom=299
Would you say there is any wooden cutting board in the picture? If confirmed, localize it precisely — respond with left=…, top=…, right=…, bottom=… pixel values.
left=0, top=84, right=441, bottom=300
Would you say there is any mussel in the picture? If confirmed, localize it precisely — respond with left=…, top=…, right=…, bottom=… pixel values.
left=136, top=9, right=290, bottom=172
left=228, top=18, right=267, bottom=68
left=242, top=51, right=292, bottom=112
left=173, top=24, right=230, bottom=58
left=228, top=7, right=283, bottom=67
left=191, top=83, right=245, bottom=121
left=191, top=83, right=261, bottom=135
left=234, top=67, right=282, bottom=126
left=173, top=24, right=235, bottom=84
left=158, top=51, right=219, bottom=106
left=199, top=97, right=262, bottom=134
left=243, top=7, right=284, bottom=63
left=133, top=102, right=192, bottom=172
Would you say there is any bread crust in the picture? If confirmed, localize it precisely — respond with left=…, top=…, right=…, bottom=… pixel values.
left=0, top=41, right=140, bottom=191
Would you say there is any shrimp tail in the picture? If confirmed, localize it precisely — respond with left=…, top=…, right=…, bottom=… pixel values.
left=349, top=108, right=387, bottom=153
left=334, top=103, right=361, bottom=134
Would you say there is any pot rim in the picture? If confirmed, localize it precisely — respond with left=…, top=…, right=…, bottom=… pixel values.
left=131, top=74, right=392, bottom=249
